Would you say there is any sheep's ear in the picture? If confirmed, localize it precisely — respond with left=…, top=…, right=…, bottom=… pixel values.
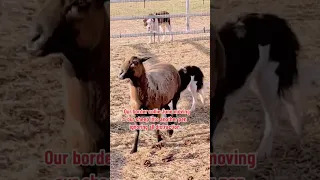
left=138, top=56, right=152, bottom=63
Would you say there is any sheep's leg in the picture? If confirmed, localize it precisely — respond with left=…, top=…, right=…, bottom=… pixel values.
left=131, top=116, right=140, bottom=154
left=163, top=104, right=174, bottom=136
left=155, top=114, right=163, bottom=142
left=168, top=93, right=181, bottom=137
left=210, top=80, right=227, bottom=178
left=210, top=79, right=227, bottom=153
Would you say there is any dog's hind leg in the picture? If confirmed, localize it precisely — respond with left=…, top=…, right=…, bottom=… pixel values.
left=161, top=24, right=166, bottom=41
left=281, top=78, right=302, bottom=136
left=188, top=76, right=198, bottom=112
left=166, top=23, right=173, bottom=42
left=250, top=45, right=280, bottom=160
left=198, top=89, right=205, bottom=104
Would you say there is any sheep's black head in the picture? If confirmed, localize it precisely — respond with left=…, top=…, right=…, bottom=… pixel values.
left=118, top=56, right=151, bottom=80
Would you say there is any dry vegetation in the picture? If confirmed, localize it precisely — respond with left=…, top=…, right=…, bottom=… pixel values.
left=212, top=0, right=320, bottom=179
left=110, top=0, right=210, bottom=179
left=2, top=0, right=318, bottom=179
left=0, top=0, right=71, bottom=179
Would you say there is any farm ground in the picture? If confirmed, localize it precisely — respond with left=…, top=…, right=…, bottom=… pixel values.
left=110, top=0, right=210, bottom=179
left=0, top=0, right=211, bottom=179
left=0, top=0, right=319, bottom=180
left=212, top=0, right=320, bottom=179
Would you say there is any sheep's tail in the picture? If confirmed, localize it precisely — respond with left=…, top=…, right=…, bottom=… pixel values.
left=178, top=66, right=204, bottom=92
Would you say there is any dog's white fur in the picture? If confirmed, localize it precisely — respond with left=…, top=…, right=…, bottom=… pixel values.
left=145, top=18, right=173, bottom=43
left=231, top=44, right=301, bottom=159
left=168, top=75, right=209, bottom=112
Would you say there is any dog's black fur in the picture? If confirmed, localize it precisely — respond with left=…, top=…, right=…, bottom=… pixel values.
left=178, top=66, right=204, bottom=93
left=210, top=13, right=300, bottom=153
left=143, top=11, right=171, bottom=26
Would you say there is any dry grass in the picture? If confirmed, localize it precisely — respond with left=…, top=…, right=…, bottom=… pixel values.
left=1, top=0, right=318, bottom=179
left=212, top=0, right=320, bottom=179
left=110, top=0, right=210, bottom=179
left=0, top=0, right=70, bottom=179
left=110, top=0, right=209, bottom=16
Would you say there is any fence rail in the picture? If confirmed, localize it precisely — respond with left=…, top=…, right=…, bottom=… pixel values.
left=111, top=0, right=209, bottom=39
left=111, top=0, right=165, bottom=2
left=111, top=12, right=209, bottom=21
left=111, top=29, right=210, bottom=38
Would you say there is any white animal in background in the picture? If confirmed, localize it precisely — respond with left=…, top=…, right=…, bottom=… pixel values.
left=143, top=11, right=173, bottom=43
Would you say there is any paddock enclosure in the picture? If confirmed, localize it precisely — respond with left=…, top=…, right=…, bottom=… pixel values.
left=212, top=0, right=320, bottom=179
left=110, top=0, right=210, bottom=179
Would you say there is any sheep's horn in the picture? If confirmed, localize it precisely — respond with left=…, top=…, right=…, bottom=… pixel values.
left=118, top=69, right=127, bottom=79
left=118, top=71, right=126, bottom=79
left=139, top=56, right=152, bottom=62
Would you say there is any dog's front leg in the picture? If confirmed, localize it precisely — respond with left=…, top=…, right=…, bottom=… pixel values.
left=149, top=32, right=153, bottom=44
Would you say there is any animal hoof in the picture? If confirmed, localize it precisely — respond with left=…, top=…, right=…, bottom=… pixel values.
left=167, top=130, right=173, bottom=137
left=130, top=149, right=137, bottom=154
left=256, top=147, right=272, bottom=160
left=157, top=134, right=163, bottom=142
left=81, top=166, right=97, bottom=178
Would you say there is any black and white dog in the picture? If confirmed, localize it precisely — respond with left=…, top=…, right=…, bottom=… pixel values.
left=168, top=66, right=208, bottom=112
left=211, top=13, right=301, bottom=159
left=143, top=11, right=173, bottom=43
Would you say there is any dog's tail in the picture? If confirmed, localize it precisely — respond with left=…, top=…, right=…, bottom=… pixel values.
left=178, top=65, right=204, bottom=92
left=263, top=14, right=300, bottom=97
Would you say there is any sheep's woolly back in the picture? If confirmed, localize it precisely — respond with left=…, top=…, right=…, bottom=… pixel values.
left=130, top=63, right=181, bottom=110
left=211, top=25, right=226, bottom=95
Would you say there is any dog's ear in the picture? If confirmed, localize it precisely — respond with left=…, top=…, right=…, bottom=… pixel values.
left=234, top=21, right=246, bottom=38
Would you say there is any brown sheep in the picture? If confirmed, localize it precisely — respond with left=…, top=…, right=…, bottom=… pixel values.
left=118, top=56, right=181, bottom=153
left=26, top=0, right=109, bottom=177
left=210, top=24, right=227, bottom=178
left=211, top=25, right=226, bottom=97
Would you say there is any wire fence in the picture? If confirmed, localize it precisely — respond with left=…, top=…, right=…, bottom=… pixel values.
left=110, top=0, right=209, bottom=40
left=110, top=12, right=209, bottom=21
left=111, top=28, right=210, bottom=38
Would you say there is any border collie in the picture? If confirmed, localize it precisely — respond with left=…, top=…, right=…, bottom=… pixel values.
left=168, top=66, right=207, bottom=112
left=211, top=13, right=301, bottom=159
left=143, top=11, right=173, bottom=43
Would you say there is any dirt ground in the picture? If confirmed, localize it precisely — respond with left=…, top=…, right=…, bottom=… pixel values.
left=0, top=0, right=210, bottom=180
left=1, top=0, right=319, bottom=180
left=212, top=0, right=320, bottom=179
left=110, top=1, right=210, bottom=179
